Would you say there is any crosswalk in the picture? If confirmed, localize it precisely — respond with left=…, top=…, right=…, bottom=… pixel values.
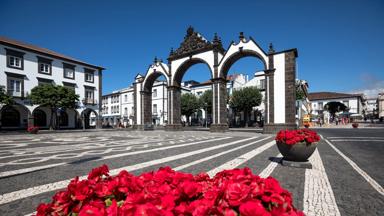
left=0, top=131, right=383, bottom=216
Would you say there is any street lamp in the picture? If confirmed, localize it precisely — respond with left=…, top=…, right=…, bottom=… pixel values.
left=204, top=102, right=208, bottom=128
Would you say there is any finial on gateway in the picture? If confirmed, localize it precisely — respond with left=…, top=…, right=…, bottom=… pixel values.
left=187, top=26, right=194, bottom=36
left=239, top=32, right=245, bottom=41
left=268, top=43, right=275, bottom=54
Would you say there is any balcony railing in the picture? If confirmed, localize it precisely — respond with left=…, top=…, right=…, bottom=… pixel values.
left=82, top=98, right=98, bottom=105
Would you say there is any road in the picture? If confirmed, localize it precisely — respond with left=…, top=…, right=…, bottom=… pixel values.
left=0, top=129, right=383, bottom=216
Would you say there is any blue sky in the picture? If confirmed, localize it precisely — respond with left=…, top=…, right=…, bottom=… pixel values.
left=1, top=0, right=383, bottom=96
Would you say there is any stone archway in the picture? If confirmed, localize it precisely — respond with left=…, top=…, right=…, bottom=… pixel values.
left=133, top=27, right=298, bottom=133
left=32, top=108, right=47, bottom=127
left=81, top=108, right=98, bottom=129
left=134, top=60, right=170, bottom=129
left=168, top=58, right=214, bottom=129
left=0, top=103, right=31, bottom=129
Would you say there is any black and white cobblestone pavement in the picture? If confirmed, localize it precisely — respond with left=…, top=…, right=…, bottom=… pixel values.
left=0, top=129, right=383, bottom=216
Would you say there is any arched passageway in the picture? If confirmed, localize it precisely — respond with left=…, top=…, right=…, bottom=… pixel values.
left=33, top=108, right=47, bottom=127
left=81, top=108, right=98, bottom=129
left=0, top=104, right=30, bottom=129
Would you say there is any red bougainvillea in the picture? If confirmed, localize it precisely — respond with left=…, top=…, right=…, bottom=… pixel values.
left=275, top=129, right=320, bottom=145
left=35, top=165, right=305, bottom=216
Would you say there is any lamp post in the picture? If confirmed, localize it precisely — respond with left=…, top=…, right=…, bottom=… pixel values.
left=204, top=103, right=208, bottom=128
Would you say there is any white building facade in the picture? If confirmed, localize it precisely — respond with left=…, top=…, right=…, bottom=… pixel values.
left=0, top=37, right=104, bottom=130
left=102, top=81, right=168, bottom=127
left=308, top=92, right=365, bottom=117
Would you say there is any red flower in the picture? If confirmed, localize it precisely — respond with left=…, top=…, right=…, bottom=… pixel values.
left=36, top=203, right=52, bottom=216
left=35, top=165, right=304, bottom=216
left=275, top=129, right=320, bottom=145
left=225, top=182, right=250, bottom=206
left=79, top=200, right=105, bottom=216
left=88, top=164, right=109, bottom=182
left=239, top=200, right=271, bottom=216
left=181, top=180, right=201, bottom=198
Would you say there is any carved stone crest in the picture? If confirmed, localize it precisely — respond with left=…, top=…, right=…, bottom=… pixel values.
left=168, top=26, right=224, bottom=61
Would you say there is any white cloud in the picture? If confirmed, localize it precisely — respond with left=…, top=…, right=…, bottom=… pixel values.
left=349, top=73, right=384, bottom=98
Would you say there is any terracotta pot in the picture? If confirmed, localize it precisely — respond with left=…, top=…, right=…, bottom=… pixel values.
left=276, top=141, right=317, bottom=162
left=352, top=124, right=358, bottom=128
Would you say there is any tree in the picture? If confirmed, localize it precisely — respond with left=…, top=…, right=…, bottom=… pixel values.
left=0, top=86, right=13, bottom=105
left=181, top=93, right=200, bottom=126
left=198, top=90, right=212, bottom=115
left=229, top=86, right=262, bottom=127
left=324, top=101, right=347, bottom=118
left=29, top=84, right=79, bottom=130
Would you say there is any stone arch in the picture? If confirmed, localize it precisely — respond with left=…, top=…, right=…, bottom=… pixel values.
left=142, top=62, right=170, bottom=92
left=59, top=111, right=68, bottom=127
left=0, top=103, right=31, bottom=129
left=140, top=62, right=170, bottom=128
left=172, top=58, right=213, bottom=87
left=81, top=108, right=98, bottom=129
left=32, top=108, right=47, bottom=127
left=219, top=49, right=268, bottom=79
left=218, top=37, right=269, bottom=78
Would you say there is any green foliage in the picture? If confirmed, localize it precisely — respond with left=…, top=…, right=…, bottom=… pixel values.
left=181, top=93, right=200, bottom=123
left=29, top=84, right=79, bottom=108
left=324, top=101, right=347, bottom=117
left=198, top=90, right=212, bottom=114
left=29, top=84, right=79, bottom=129
left=296, top=88, right=305, bottom=100
left=0, top=86, right=13, bottom=105
left=229, top=87, right=262, bottom=113
left=229, top=87, right=262, bottom=125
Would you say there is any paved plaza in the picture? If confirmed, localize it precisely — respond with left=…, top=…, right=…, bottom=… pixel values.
left=0, top=129, right=383, bottom=215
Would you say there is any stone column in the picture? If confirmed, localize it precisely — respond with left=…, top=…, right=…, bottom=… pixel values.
left=141, top=91, right=153, bottom=130
left=165, top=85, right=182, bottom=130
left=97, top=69, right=103, bottom=129
left=28, top=112, right=34, bottom=128
left=263, top=49, right=298, bottom=134
left=210, top=78, right=228, bottom=132
left=284, top=51, right=297, bottom=126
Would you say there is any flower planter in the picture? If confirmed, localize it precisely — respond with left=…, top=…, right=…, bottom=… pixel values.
left=277, top=141, right=317, bottom=162
left=352, top=123, right=359, bottom=128
left=27, top=126, right=39, bottom=134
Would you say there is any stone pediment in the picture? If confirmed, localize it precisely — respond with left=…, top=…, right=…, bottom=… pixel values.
left=168, top=26, right=224, bottom=61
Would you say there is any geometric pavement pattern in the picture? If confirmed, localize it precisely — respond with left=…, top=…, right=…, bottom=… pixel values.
left=0, top=130, right=383, bottom=216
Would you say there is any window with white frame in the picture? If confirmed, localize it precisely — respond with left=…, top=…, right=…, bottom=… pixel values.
left=63, top=63, right=75, bottom=79
left=124, top=107, right=128, bottom=115
left=40, top=63, right=50, bottom=74
left=85, top=73, right=94, bottom=82
left=6, top=49, right=25, bottom=70
left=64, top=68, right=74, bottom=79
left=85, top=88, right=94, bottom=104
left=9, top=56, right=22, bottom=68
left=125, top=94, right=128, bottom=102
left=37, top=57, right=52, bottom=75
left=84, top=68, right=94, bottom=83
left=8, top=79, right=22, bottom=97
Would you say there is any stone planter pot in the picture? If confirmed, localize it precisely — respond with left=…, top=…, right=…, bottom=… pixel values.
left=276, top=141, right=317, bottom=162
